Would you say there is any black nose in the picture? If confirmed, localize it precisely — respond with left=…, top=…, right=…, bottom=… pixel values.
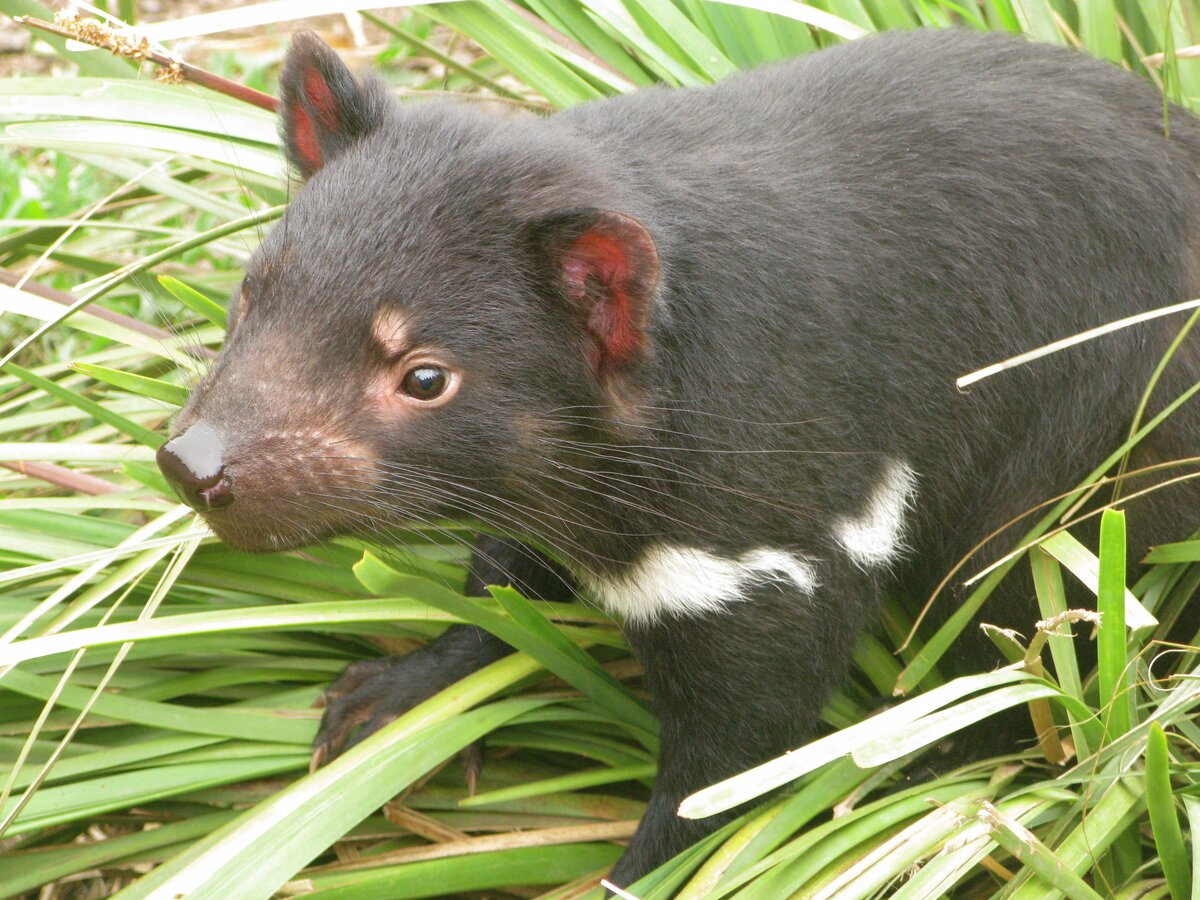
left=157, top=422, right=234, bottom=510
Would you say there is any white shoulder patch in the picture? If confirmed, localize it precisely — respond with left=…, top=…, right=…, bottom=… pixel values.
left=835, top=459, right=917, bottom=568
left=586, top=545, right=818, bottom=624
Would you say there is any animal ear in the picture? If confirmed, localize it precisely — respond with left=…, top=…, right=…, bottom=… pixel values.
left=531, top=210, right=660, bottom=376
left=278, top=31, right=387, bottom=178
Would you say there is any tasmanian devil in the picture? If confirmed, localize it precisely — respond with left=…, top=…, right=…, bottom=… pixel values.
left=156, top=27, right=1200, bottom=886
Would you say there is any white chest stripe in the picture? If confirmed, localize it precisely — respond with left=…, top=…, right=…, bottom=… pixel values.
left=835, top=460, right=917, bottom=568
left=586, top=545, right=818, bottom=624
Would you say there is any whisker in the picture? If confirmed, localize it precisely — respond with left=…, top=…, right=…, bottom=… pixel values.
left=295, top=489, right=587, bottom=604
left=298, top=467, right=610, bottom=581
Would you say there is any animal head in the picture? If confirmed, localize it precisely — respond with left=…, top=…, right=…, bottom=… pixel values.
left=157, top=33, right=661, bottom=557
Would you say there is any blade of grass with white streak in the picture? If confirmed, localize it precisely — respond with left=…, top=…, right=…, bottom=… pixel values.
left=850, top=681, right=1072, bottom=768
left=110, top=658, right=548, bottom=899
left=1006, top=777, right=1143, bottom=898
left=621, top=0, right=739, bottom=81
left=806, top=797, right=995, bottom=899
left=0, top=598, right=460, bottom=665
left=892, top=794, right=1064, bottom=900
left=980, top=801, right=1105, bottom=900
left=0, top=77, right=276, bottom=144
left=731, top=778, right=996, bottom=897
left=679, top=667, right=1034, bottom=818
left=1039, top=528, right=1156, bottom=632
left=0, top=121, right=281, bottom=178
left=713, top=0, right=867, bottom=40
left=423, top=2, right=609, bottom=104
left=957, top=298, right=1200, bottom=390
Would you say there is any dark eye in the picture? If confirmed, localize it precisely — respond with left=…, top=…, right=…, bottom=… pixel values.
left=401, top=366, right=449, bottom=401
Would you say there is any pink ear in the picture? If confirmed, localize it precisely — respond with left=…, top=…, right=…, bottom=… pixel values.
left=557, top=212, right=660, bottom=375
left=288, top=103, right=324, bottom=175
left=279, top=31, right=385, bottom=178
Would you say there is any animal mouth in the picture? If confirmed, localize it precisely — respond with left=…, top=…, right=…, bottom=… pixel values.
left=188, top=466, right=370, bottom=552
left=196, top=505, right=331, bottom=553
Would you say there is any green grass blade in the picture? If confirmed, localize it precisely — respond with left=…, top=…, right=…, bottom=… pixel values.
left=459, top=762, right=656, bottom=808
left=1, top=360, right=163, bottom=448
left=1184, top=795, right=1200, bottom=898
left=0, top=598, right=462, bottom=666
left=1143, top=540, right=1200, bottom=564
left=1097, top=509, right=1131, bottom=738
left=69, top=361, right=190, bottom=408
left=1029, top=548, right=1095, bottom=758
left=0, top=667, right=317, bottom=744
left=489, top=584, right=658, bottom=740
left=981, top=801, right=1106, bottom=900
left=0, top=754, right=304, bottom=837
left=1079, top=0, right=1124, bottom=60
left=300, top=844, right=624, bottom=898
left=158, top=275, right=227, bottom=329
left=1146, top=722, right=1191, bottom=899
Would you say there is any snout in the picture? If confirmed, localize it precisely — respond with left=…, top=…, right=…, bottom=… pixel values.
left=157, top=422, right=234, bottom=511
left=156, top=415, right=380, bottom=551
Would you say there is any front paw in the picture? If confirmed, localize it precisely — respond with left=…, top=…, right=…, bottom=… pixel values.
left=309, top=634, right=502, bottom=781
left=311, top=656, right=416, bottom=767
left=311, top=625, right=511, bottom=772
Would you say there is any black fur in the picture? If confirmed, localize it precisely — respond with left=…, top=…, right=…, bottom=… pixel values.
left=164, top=28, right=1200, bottom=887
